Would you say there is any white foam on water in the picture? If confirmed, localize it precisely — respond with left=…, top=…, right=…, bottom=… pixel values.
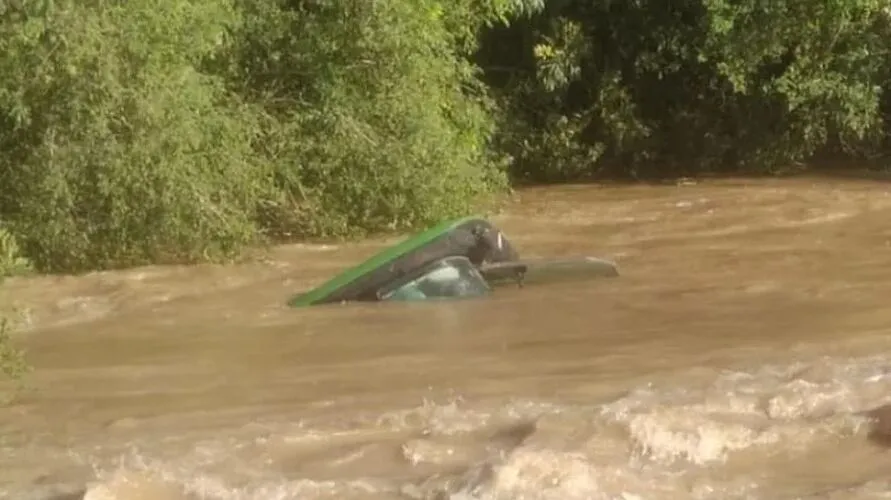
left=600, top=355, right=891, bottom=467
left=76, top=450, right=399, bottom=500
left=447, top=355, right=891, bottom=500
left=15, top=354, right=891, bottom=500
left=801, top=480, right=891, bottom=500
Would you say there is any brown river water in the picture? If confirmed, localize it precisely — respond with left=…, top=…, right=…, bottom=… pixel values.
left=2, top=177, right=891, bottom=500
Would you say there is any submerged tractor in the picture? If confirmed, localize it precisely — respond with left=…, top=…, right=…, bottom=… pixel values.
left=288, top=216, right=619, bottom=307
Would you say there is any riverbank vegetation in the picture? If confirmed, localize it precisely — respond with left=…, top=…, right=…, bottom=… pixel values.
left=0, top=228, right=31, bottom=391
left=1, top=0, right=890, bottom=274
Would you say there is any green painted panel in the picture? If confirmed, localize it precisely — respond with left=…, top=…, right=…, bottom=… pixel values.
left=287, top=216, right=483, bottom=307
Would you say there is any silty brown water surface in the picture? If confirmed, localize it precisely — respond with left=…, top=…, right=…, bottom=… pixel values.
left=2, top=177, right=891, bottom=499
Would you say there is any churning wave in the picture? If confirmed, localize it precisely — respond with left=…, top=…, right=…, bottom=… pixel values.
left=15, top=353, right=891, bottom=500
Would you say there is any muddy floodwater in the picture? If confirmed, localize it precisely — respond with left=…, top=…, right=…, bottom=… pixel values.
left=3, top=177, right=891, bottom=500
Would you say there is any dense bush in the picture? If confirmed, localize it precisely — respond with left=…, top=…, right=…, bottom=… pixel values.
left=0, top=0, right=521, bottom=273
left=479, top=0, right=891, bottom=181
left=1, top=0, right=890, bottom=273
left=0, top=0, right=266, bottom=272
left=220, top=0, right=516, bottom=238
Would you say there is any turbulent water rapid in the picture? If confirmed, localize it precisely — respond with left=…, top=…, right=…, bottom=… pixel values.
left=2, top=177, right=891, bottom=500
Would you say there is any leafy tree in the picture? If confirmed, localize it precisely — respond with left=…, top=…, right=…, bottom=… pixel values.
left=0, top=0, right=267, bottom=272
left=4, top=0, right=890, bottom=273
left=478, top=0, right=891, bottom=181
left=219, top=0, right=527, bottom=239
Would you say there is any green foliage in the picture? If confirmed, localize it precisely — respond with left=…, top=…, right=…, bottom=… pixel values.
left=0, top=227, right=31, bottom=394
left=480, top=0, right=891, bottom=180
left=0, top=0, right=267, bottom=273
left=220, top=0, right=512, bottom=239
left=3, top=0, right=891, bottom=273
left=0, top=315, right=29, bottom=391
left=0, top=226, right=31, bottom=277
left=0, top=0, right=526, bottom=272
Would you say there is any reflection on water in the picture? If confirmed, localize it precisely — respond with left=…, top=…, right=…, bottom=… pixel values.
left=3, top=177, right=891, bottom=499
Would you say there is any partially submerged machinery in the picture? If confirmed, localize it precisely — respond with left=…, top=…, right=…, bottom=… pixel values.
left=287, top=216, right=619, bottom=307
